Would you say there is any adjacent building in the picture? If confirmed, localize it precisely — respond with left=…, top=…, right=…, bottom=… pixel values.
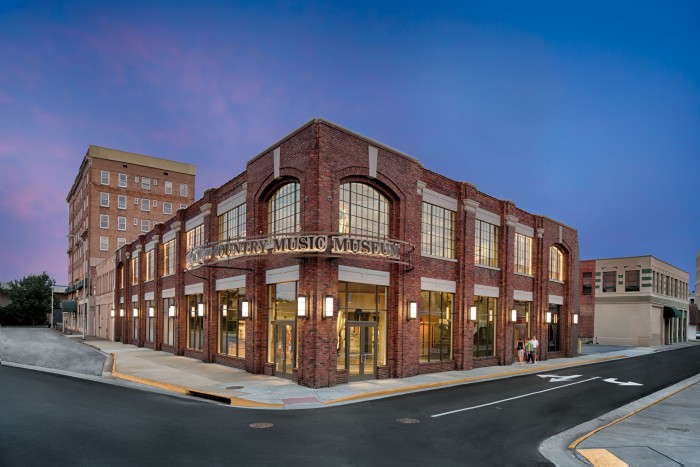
left=114, top=119, right=579, bottom=388
left=579, top=256, right=689, bottom=346
left=66, top=145, right=196, bottom=337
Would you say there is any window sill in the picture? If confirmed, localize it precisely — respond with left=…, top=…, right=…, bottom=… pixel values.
left=515, top=272, right=534, bottom=278
left=549, top=279, right=564, bottom=284
left=421, top=254, right=457, bottom=263
left=476, top=264, right=501, bottom=272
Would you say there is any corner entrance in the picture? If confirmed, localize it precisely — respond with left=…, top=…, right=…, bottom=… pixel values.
left=273, top=321, right=295, bottom=379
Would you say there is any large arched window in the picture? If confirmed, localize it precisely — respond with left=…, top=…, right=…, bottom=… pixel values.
left=339, top=182, right=390, bottom=239
left=549, top=246, right=565, bottom=281
left=268, top=182, right=300, bottom=235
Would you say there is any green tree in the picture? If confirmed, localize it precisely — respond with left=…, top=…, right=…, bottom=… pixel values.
left=0, top=273, right=53, bottom=326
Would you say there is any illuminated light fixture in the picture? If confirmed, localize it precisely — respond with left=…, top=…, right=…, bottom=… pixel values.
left=545, top=311, right=552, bottom=324
left=469, top=306, right=477, bottom=321
left=148, top=307, right=154, bottom=317
left=241, top=299, right=250, bottom=319
left=408, top=301, right=418, bottom=320
left=222, top=304, right=228, bottom=317
left=133, top=308, right=138, bottom=317
left=573, top=313, right=579, bottom=325
left=324, top=296, right=334, bottom=319
left=119, top=309, right=124, bottom=317
left=297, top=295, right=308, bottom=318
left=197, top=303, right=204, bottom=317
left=168, top=305, right=175, bottom=317
left=511, top=309, right=517, bottom=323
left=110, top=309, right=115, bottom=318
left=488, top=309, right=493, bottom=322
left=190, top=307, right=195, bottom=317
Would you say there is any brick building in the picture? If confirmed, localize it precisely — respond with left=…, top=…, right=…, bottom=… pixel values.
left=114, top=119, right=579, bottom=388
left=66, top=145, right=196, bottom=337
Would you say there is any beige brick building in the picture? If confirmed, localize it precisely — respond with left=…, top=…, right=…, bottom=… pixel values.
left=66, top=145, right=196, bottom=336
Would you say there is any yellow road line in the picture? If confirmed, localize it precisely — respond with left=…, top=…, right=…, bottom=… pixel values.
left=578, top=449, right=628, bottom=466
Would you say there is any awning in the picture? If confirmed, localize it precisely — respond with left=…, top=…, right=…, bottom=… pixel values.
left=663, top=306, right=682, bottom=319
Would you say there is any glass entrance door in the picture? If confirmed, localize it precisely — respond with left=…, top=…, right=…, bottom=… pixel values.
left=346, top=322, right=377, bottom=381
left=274, top=321, right=295, bottom=379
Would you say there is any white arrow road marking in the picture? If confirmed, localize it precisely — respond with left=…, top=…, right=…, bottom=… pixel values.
left=431, top=377, right=601, bottom=418
left=538, top=374, right=582, bottom=383
left=603, top=378, right=642, bottom=386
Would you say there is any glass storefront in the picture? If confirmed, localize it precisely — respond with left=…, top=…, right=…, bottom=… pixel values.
left=513, top=300, right=531, bottom=348
left=548, top=304, right=561, bottom=351
left=145, top=299, right=154, bottom=342
left=162, top=297, right=175, bottom=346
left=132, top=302, right=138, bottom=341
left=473, top=295, right=497, bottom=357
left=267, top=282, right=297, bottom=378
left=218, top=289, right=246, bottom=358
left=186, top=294, right=204, bottom=350
left=419, top=291, right=453, bottom=362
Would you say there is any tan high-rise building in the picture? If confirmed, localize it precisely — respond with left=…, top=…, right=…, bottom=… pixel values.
left=66, top=145, right=196, bottom=335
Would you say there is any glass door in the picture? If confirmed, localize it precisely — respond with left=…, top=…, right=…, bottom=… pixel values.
left=274, top=321, right=295, bottom=379
left=346, top=322, right=377, bottom=381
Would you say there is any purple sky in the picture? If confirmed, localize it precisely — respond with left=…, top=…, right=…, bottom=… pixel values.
left=1, top=1, right=698, bottom=289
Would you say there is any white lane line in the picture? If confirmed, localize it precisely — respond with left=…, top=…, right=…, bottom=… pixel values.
left=431, top=376, right=601, bottom=418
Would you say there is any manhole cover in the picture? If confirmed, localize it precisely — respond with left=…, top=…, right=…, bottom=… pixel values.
left=226, top=385, right=244, bottom=389
left=396, top=418, right=420, bottom=424
left=249, top=422, right=274, bottom=429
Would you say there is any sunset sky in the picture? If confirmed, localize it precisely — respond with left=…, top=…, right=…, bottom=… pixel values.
left=1, top=1, right=698, bottom=289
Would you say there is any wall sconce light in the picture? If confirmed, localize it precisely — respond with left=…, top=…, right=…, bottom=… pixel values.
left=119, top=309, right=124, bottom=317
left=197, top=303, right=204, bottom=317
left=408, top=301, right=418, bottom=320
left=110, top=309, right=115, bottom=318
left=323, top=295, right=334, bottom=319
left=241, top=299, right=250, bottom=319
left=573, top=313, right=579, bottom=325
left=488, top=309, right=493, bottom=322
left=511, top=309, right=517, bottom=323
left=469, top=306, right=477, bottom=321
left=545, top=311, right=552, bottom=324
left=133, top=308, right=138, bottom=317
left=168, top=305, right=175, bottom=317
left=190, top=307, right=195, bottom=317
left=148, top=307, right=154, bottom=317
left=222, top=304, right=228, bottom=317
left=297, top=295, right=308, bottom=318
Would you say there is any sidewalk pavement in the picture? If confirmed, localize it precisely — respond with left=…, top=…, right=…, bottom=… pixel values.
left=80, top=337, right=700, bottom=466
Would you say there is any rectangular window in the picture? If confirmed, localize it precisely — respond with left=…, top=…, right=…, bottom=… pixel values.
left=100, top=192, right=109, bottom=207
left=473, top=296, right=497, bottom=357
left=180, top=184, right=188, bottom=197
left=117, top=237, right=126, bottom=248
left=549, top=247, right=564, bottom=281
left=165, top=181, right=173, bottom=195
left=625, top=270, right=640, bottom=292
left=118, top=173, right=127, bottom=188
left=144, top=250, right=154, bottom=282
left=163, top=297, right=175, bottom=346
left=132, top=302, right=139, bottom=341
left=145, top=300, right=154, bottom=342
left=163, top=239, right=176, bottom=276
left=163, top=202, right=173, bottom=215
left=141, top=199, right=150, bottom=211
left=602, top=271, right=616, bottom=292
left=187, top=294, right=204, bottom=350
left=218, top=289, right=246, bottom=358
left=101, top=170, right=109, bottom=185
left=142, top=177, right=151, bottom=190
left=131, top=257, right=139, bottom=285
left=118, top=195, right=127, bottom=210
left=421, top=202, right=455, bottom=259
left=186, top=224, right=204, bottom=250
left=419, top=291, right=453, bottom=362
left=141, top=219, right=150, bottom=232
left=218, top=203, right=246, bottom=241
left=100, top=214, right=109, bottom=229
left=582, top=272, right=592, bottom=295
left=475, top=220, right=499, bottom=268
left=99, top=236, right=109, bottom=251
left=514, top=233, right=532, bottom=275
left=547, top=304, right=561, bottom=351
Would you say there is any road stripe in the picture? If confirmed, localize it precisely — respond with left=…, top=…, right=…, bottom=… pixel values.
left=431, top=376, right=601, bottom=418
left=578, top=449, right=628, bottom=466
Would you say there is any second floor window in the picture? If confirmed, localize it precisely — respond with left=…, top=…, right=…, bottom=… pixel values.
left=625, top=270, right=640, bottom=292
left=131, top=257, right=139, bottom=285
left=475, top=220, right=499, bottom=268
left=582, top=272, right=592, bottom=295
left=549, top=246, right=565, bottom=281
left=602, top=271, right=616, bottom=292
left=187, top=224, right=205, bottom=250
left=163, top=239, right=176, bottom=276
left=339, top=182, right=389, bottom=238
left=421, top=202, right=455, bottom=259
left=219, top=203, right=246, bottom=240
left=268, top=182, right=300, bottom=235
left=514, top=233, right=532, bottom=275
left=144, top=250, right=154, bottom=281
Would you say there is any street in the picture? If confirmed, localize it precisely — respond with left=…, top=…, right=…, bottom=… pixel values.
left=2, top=345, right=700, bottom=466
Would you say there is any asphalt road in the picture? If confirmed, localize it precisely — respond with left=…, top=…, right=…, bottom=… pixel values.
left=2, top=346, right=699, bottom=467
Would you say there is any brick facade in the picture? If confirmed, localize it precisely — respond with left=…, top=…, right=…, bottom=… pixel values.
left=114, top=119, right=579, bottom=388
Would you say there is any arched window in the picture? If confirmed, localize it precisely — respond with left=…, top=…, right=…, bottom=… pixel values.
left=268, top=182, right=300, bottom=235
left=339, top=182, right=390, bottom=239
left=549, top=246, right=565, bottom=281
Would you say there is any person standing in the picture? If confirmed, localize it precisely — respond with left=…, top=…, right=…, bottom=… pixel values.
left=526, top=337, right=535, bottom=364
left=516, top=337, right=525, bottom=364
left=532, top=335, right=539, bottom=363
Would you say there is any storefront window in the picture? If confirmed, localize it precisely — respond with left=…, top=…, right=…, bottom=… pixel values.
left=419, top=291, right=453, bottom=362
left=145, top=299, right=154, bottom=342
left=186, top=294, right=204, bottom=351
left=162, top=297, right=175, bottom=346
left=473, top=296, right=497, bottom=357
left=548, top=304, right=561, bottom=351
left=219, top=289, right=246, bottom=358
left=513, top=300, right=530, bottom=347
left=132, top=302, right=139, bottom=341
left=268, top=282, right=298, bottom=378
left=339, top=182, right=390, bottom=239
